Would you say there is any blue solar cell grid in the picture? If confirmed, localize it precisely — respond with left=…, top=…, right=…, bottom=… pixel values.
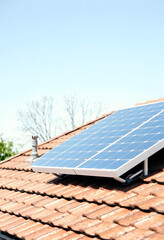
left=78, top=108, right=164, bottom=170
left=31, top=101, right=164, bottom=172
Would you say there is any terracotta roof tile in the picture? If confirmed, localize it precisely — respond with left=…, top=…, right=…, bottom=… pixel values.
left=134, top=213, right=164, bottom=230
left=14, top=205, right=36, bottom=216
left=24, top=225, right=58, bottom=240
left=98, top=224, right=135, bottom=239
left=152, top=203, right=164, bottom=213
left=83, top=204, right=114, bottom=220
left=56, top=199, right=83, bottom=213
left=100, top=207, right=132, bottom=223
left=51, top=213, right=82, bottom=228
left=22, top=194, right=43, bottom=205
left=41, top=211, right=69, bottom=224
left=0, top=215, right=20, bottom=230
left=135, top=98, right=164, bottom=106
left=32, top=196, right=53, bottom=207
left=29, top=208, right=53, bottom=221
left=0, top=213, right=16, bottom=226
left=81, top=188, right=110, bottom=202
left=84, top=221, right=111, bottom=236
left=136, top=196, right=164, bottom=213
left=68, top=202, right=97, bottom=216
left=13, top=192, right=34, bottom=203
left=0, top=99, right=163, bottom=239
left=152, top=173, right=164, bottom=183
left=0, top=201, right=19, bottom=212
left=132, top=182, right=164, bottom=195
left=143, top=171, right=164, bottom=183
left=105, top=191, right=137, bottom=206
left=18, top=205, right=41, bottom=217
left=0, top=177, right=15, bottom=186
left=0, top=217, right=26, bottom=232
left=33, top=228, right=73, bottom=240
left=145, top=233, right=164, bottom=240
left=117, top=193, right=164, bottom=212
left=116, top=209, right=156, bottom=227
left=16, top=222, right=47, bottom=239
left=3, top=219, right=36, bottom=236
left=151, top=223, right=164, bottom=234
left=0, top=199, right=8, bottom=208
left=69, top=217, right=101, bottom=233
left=116, top=228, right=155, bottom=240
left=56, top=232, right=92, bottom=240
left=153, top=189, right=164, bottom=198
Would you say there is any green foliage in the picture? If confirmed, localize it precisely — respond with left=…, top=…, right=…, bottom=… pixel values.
left=0, top=135, right=18, bottom=161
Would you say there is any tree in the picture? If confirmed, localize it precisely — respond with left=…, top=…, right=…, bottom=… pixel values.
left=63, top=94, right=104, bottom=130
left=17, top=95, right=105, bottom=143
left=17, top=96, right=55, bottom=142
left=0, top=135, right=18, bottom=161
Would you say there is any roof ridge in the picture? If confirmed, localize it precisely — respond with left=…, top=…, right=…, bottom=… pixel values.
left=135, top=98, right=164, bottom=106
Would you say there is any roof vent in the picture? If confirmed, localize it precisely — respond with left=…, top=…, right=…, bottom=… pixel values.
left=27, top=136, right=38, bottom=162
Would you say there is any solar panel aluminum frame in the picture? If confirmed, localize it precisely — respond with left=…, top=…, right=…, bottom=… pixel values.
left=31, top=164, right=76, bottom=175
left=74, top=138, right=164, bottom=178
left=32, top=138, right=164, bottom=179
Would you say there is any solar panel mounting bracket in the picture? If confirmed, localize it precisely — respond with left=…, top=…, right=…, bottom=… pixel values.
left=144, top=158, right=148, bottom=176
left=114, top=177, right=126, bottom=183
left=120, top=158, right=149, bottom=184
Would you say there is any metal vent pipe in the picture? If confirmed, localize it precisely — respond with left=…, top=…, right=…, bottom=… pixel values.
left=31, top=136, right=38, bottom=160
left=27, top=136, right=38, bottom=162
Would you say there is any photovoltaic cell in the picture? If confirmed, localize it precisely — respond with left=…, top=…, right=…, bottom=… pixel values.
left=31, top=101, right=164, bottom=179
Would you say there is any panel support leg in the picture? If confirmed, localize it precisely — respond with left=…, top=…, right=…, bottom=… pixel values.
left=144, top=158, right=148, bottom=176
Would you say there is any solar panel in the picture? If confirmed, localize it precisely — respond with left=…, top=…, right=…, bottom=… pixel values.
left=31, top=101, right=164, bottom=182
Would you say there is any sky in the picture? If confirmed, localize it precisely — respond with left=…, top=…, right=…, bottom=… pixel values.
left=0, top=0, right=164, bottom=150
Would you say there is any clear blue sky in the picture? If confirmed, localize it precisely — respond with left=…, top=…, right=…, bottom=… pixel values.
left=0, top=0, right=164, bottom=148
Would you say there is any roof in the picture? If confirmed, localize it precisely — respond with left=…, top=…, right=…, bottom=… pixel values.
left=0, top=99, right=164, bottom=240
